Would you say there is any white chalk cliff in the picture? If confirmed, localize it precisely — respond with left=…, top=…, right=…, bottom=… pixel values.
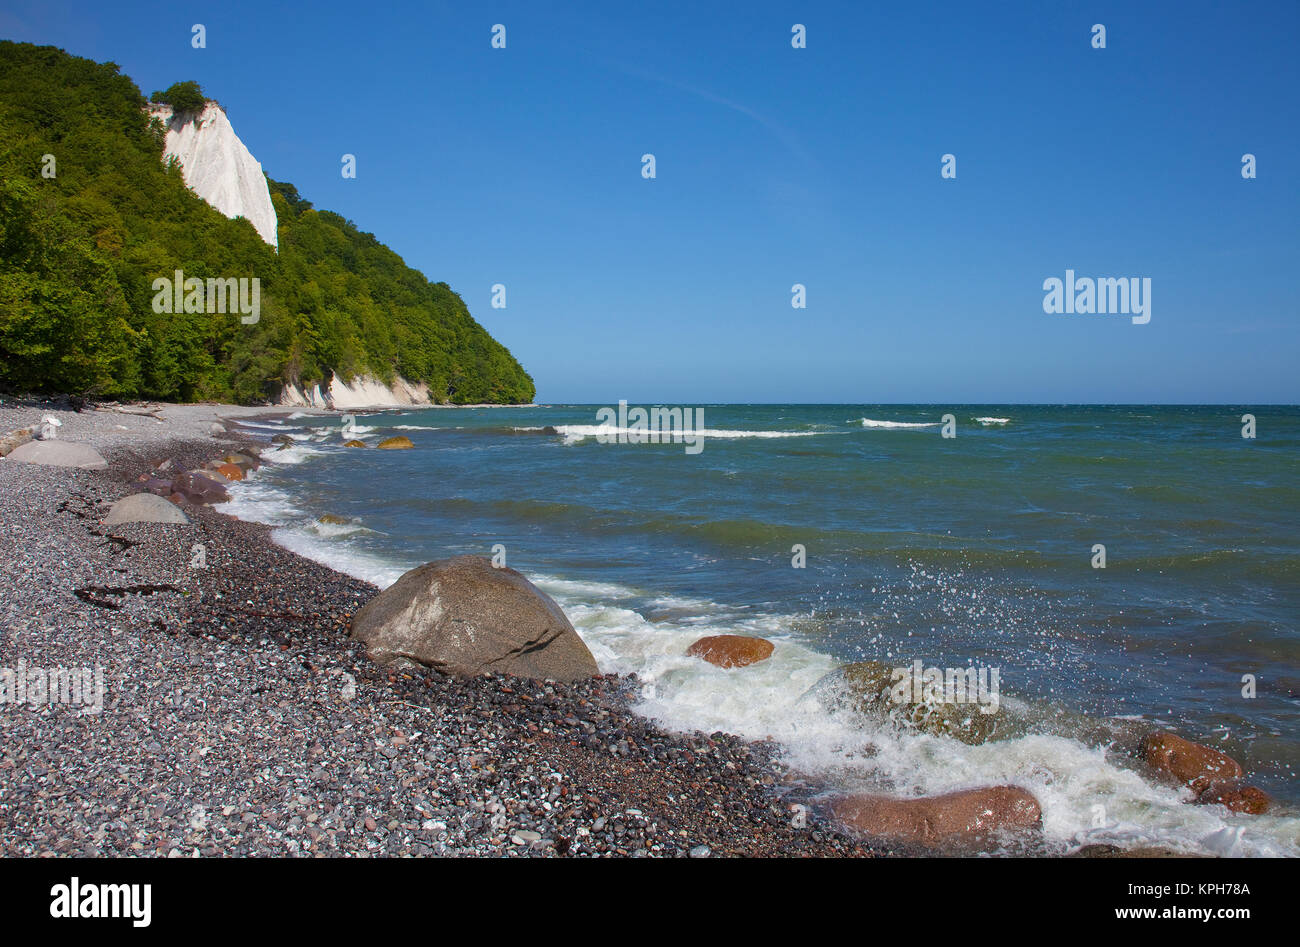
left=148, top=102, right=279, bottom=248
left=148, top=101, right=433, bottom=408
left=280, top=374, right=434, bottom=410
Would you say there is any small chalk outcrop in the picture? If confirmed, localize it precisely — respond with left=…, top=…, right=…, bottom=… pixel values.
left=148, top=102, right=278, bottom=249
left=279, top=373, right=433, bottom=409
left=6, top=440, right=107, bottom=469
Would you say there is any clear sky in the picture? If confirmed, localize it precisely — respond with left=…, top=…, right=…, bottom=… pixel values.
left=3, top=0, right=1297, bottom=403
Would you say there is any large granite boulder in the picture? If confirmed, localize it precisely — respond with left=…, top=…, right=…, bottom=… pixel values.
left=104, top=493, right=191, bottom=525
left=6, top=440, right=107, bottom=469
left=351, top=555, right=598, bottom=682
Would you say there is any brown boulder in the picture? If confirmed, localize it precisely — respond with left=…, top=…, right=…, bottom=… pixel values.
left=830, top=785, right=1042, bottom=850
left=686, top=634, right=774, bottom=668
left=213, top=462, right=245, bottom=481
left=350, top=555, right=598, bottom=683
left=343, top=439, right=367, bottom=448
left=1195, top=781, right=1271, bottom=814
left=172, top=471, right=230, bottom=505
left=1143, top=732, right=1243, bottom=793
left=222, top=452, right=259, bottom=471
left=141, top=477, right=173, bottom=496
left=376, top=436, right=414, bottom=449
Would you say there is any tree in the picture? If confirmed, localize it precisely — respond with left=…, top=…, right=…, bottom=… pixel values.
left=150, top=80, right=206, bottom=114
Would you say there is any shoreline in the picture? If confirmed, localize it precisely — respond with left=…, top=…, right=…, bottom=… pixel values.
left=2, top=398, right=1280, bottom=857
left=0, top=399, right=872, bottom=857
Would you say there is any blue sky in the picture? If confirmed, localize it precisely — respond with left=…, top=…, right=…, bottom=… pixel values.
left=3, top=1, right=1297, bottom=403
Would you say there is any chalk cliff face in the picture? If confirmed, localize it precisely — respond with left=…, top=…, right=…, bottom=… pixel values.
left=148, top=102, right=279, bottom=248
left=280, top=374, right=434, bottom=410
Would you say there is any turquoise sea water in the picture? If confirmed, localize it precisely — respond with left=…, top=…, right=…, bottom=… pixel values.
left=223, top=404, right=1299, bottom=855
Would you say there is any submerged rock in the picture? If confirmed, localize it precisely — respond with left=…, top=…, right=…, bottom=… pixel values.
left=317, top=514, right=350, bottom=525
left=376, top=436, right=414, bottom=450
left=1195, top=781, right=1271, bottom=814
left=351, top=555, right=598, bottom=683
left=343, top=439, right=366, bottom=448
left=1142, top=732, right=1243, bottom=793
left=271, top=434, right=295, bottom=445
left=104, top=493, right=191, bottom=525
left=222, top=452, right=259, bottom=471
left=811, top=660, right=1008, bottom=745
left=686, top=635, right=774, bottom=668
left=1071, top=844, right=1201, bottom=858
left=830, top=786, right=1041, bottom=849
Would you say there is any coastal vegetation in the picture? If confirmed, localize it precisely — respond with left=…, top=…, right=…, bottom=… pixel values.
left=0, top=42, right=535, bottom=404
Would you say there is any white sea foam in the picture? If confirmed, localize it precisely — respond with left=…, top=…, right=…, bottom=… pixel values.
left=548, top=583, right=1299, bottom=856
left=308, top=518, right=376, bottom=539
left=271, top=528, right=410, bottom=589
left=213, top=447, right=1300, bottom=858
left=543, top=425, right=826, bottom=444
left=261, top=442, right=326, bottom=465
left=975, top=417, right=1011, bottom=425
left=857, top=418, right=941, bottom=429
left=216, top=478, right=409, bottom=587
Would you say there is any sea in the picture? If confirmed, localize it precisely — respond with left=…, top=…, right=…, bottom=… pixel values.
left=218, top=404, right=1299, bottom=856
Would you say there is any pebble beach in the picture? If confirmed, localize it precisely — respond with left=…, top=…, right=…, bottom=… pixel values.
left=0, top=398, right=870, bottom=857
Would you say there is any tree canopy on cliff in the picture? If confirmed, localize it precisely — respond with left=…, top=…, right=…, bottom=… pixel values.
left=0, top=42, right=535, bottom=404
left=149, top=80, right=206, bottom=113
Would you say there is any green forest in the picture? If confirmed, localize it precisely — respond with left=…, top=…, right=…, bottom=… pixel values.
left=0, top=42, right=535, bottom=404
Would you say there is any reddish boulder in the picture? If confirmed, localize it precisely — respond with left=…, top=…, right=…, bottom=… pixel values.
left=686, top=634, right=775, bottom=668
left=213, top=462, right=245, bottom=481
left=1143, top=732, right=1243, bottom=793
left=1195, top=782, right=1271, bottom=815
left=141, top=477, right=173, bottom=496
left=222, top=452, right=260, bottom=471
left=830, top=786, right=1042, bottom=849
left=172, top=471, right=230, bottom=505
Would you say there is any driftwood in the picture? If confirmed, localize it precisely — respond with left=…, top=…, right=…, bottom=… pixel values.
left=96, top=403, right=166, bottom=420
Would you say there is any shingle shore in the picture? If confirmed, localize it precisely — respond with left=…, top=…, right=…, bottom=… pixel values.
left=0, top=399, right=871, bottom=857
